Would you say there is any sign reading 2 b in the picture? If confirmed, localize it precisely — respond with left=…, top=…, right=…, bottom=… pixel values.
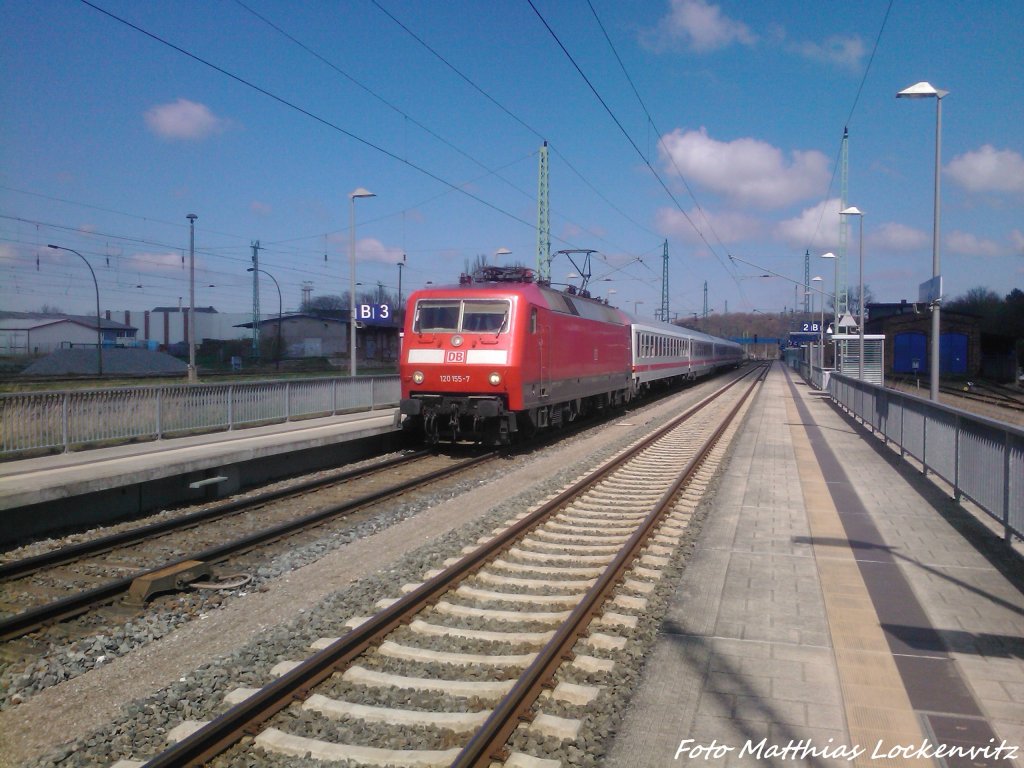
left=357, top=304, right=392, bottom=325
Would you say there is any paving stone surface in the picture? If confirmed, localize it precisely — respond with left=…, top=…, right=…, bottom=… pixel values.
left=604, top=365, right=1024, bottom=768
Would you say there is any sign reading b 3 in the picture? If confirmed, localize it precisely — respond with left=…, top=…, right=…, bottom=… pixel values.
left=357, top=304, right=392, bottom=325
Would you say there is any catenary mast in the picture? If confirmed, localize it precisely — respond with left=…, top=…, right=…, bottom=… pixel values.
left=537, top=142, right=551, bottom=283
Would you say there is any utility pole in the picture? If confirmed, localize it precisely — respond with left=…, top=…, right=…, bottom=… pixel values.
left=659, top=240, right=669, bottom=322
left=703, top=281, right=708, bottom=319
left=536, top=141, right=551, bottom=283
left=803, top=249, right=810, bottom=315
left=251, top=241, right=262, bottom=358
left=397, top=254, right=406, bottom=309
left=187, top=213, right=197, bottom=383
left=837, top=127, right=849, bottom=328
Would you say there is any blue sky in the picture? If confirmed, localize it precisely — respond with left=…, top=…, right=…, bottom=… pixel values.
left=2, top=0, right=1022, bottom=324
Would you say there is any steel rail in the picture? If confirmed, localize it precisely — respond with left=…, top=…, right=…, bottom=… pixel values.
left=453, top=363, right=767, bottom=766
left=0, top=451, right=430, bottom=581
left=139, top=364, right=766, bottom=768
left=0, top=452, right=493, bottom=642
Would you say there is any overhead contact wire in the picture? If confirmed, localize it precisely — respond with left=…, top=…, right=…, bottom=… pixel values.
left=78, top=0, right=539, bottom=234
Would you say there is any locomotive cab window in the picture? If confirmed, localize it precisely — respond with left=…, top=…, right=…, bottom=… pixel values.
left=414, top=300, right=460, bottom=332
left=413, top=299, right=510, bottom=334
left=462, top=300, right=510, bottom=333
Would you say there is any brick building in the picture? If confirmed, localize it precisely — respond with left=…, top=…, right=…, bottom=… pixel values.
left=865, top=301, right=980, bottom=378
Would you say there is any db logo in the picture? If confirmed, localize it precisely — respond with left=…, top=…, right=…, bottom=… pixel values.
left=445, top=350, right=465, bottom=363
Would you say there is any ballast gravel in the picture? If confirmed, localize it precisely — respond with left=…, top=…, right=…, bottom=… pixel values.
left=0, top=381, right=731, bottom=768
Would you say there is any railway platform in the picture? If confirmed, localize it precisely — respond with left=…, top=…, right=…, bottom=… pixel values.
left=0, top=408, right=403, bottom=546
left=606, top=362, right=1024, bottom=767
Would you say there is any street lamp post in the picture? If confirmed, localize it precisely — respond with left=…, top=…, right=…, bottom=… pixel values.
left=397, top=255, right=406, bottom=310
left=820, top=253, right=837, bottom=369
left=820, top=252, right=837, bottom=333
left=247, top=267, right=282, bottom=370
left=840, top=207, right=865, bottom=382
left=186, top=213, right=198, bottom=383
left=348, top=188, right=375, bottom=378
left=812, top=276, right=824, bottom=371
left=898, top=81, right=947, bottom=402
left=46, top=244, right=102, bottom=376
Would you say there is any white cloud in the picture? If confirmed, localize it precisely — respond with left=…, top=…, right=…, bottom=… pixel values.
left=355, top=237, right=404, bottom=265
left=250, top=201, right=272, bottom=217
left=946, top=145, right=1024, bottom=194
left=325, top=233, right=402, bottom=265
left=144, top=99, right=228, bottom=141
left=659, top=128, right=831, bottom=209
left=774, top=198, right=842, bottom=249
left=132, top=251, right=188, bottom=270
left=789, top=35, right=865, bottom=71
left=946, top=230, right=1005, bottom=258
left=655, top=206, right=762, bottom=245
left=644, top=0, right=756, bottom=52
left=870, top=222, right=929, bottom=252
left=1011, top=229, right=1024, bottom=256
left=0, top=244, right=17, bottom=264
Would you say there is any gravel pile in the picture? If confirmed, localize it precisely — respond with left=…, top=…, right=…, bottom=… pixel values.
left=14, top=384, right=731, bottom=768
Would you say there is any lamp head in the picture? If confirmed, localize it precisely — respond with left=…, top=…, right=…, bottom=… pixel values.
left=820, top=252, right=836, bottom=259
left=349, top=187, right=376, bottom=200
left=839, top=206, right=863, bottom=217
left=897, top=81, right=948, bottom=99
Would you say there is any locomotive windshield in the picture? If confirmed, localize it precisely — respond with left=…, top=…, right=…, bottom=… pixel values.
left=413, top=299, right=510, bottom=334
left=415, top=300, right=460, bottom=331
left=462, top=300, right=509, bottom=332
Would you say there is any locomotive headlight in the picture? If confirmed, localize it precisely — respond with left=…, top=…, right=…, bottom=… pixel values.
left=451, top=334, right=464, bottom=347
left=488, top=372, right=502, bottom=386
left=412, top=370, right=425, bottom=384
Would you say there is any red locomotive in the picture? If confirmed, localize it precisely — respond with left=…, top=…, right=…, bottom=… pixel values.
left=399, top=266, right=741, bottom=444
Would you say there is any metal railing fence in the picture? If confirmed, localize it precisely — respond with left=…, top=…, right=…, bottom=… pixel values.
left=0, top=375, right=400, bottom=457
left=829, top=372, right=1023, bottom=543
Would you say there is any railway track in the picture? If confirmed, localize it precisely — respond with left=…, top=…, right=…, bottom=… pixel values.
left=0, top=450, right=495, bottom=644
left=961, top=379, right=1024, bottom=411
left=887, top=374, right=1024, bottom=418
left=129, top=363, right=767, bottom=767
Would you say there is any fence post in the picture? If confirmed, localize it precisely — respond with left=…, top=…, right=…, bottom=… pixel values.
left=156, top=388, right=163, bottom=440
left=285, top=382, right=291, bottom=421
left=897, top=393, right=905, bottom=457
left=228, top=385, right=234, bottom=431
left=1004, top=430, right=1012, bottom=544
left=369, top=377, right=376, bottom=410
left=922, top=411, right=929, bottom=477
left=953, top=414, right=961, bottom=501
left=62, top=392, right=70, bottom=453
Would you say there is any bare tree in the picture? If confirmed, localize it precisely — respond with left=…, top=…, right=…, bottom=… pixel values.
left=301, top=294, right=345, bottom=313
